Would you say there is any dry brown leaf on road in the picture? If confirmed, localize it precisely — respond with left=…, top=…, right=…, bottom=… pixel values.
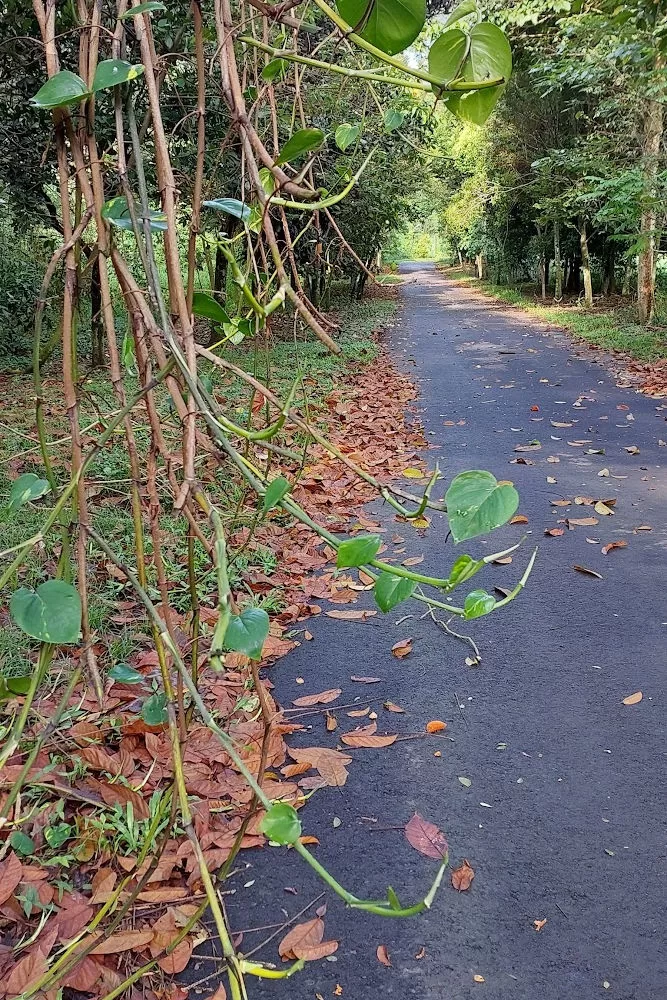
left=90, top=929, right=155, bottom=955
left=391, top=638, right=413, bottom=658
left=292, top=688, right=342, bottom=707
left=544, top=527, right=564, bottom=537
left=278, top=917, right=338, bottom=961
left=404, top=813, right=448, bottom=860
left=350, top=675, right=381, bottom=683
left=510, top=514, right=529, bottom=524
left=566, top=517, right=599, bottom=527
left=451, top=859, right=475, bottom=892
left=376, top=944, right=392, bottom=967
left=341, top=722, right=397, bottom=748
left=384, top=701, right=405, bottom=713
left=622, top=691, right=642, bottom=705
left=601, top=540, right=628, bottom=555
left=426, top=720, right=446, bottom=733
left=573, top=565, right=603, bottom=579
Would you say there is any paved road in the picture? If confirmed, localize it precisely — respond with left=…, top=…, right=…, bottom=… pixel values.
left=214, top=263, right=667, bottom=1000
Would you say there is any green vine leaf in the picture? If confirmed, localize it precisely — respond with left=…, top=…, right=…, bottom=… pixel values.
left=262, top=58, right=287, bottom=82
left=463, top=589, right=496, bottom=619
left=275, top=128, right=324, bottom=165
left=260, top=802, right=302, bottom=844
left=225, top=608, right=270, bottom=660
left=444, top=0, right=478, bottom=26
left=92, top=60, right=144, bottom=93
left=335, top=123, right=361, bottom=151
left=428, top=29, right=468, bottom=87
left=32, top=70, right=90, bottom=110
left=192, top=291, right=230, bottom=326
left=443, top=22, right=512, bottom=125
left=109, top=663, right=144, bottom=684
left=119, top=2, right=166, bottom=17
left=446, top=554, right=478, bottom=588
left=141, top=692, right=168, bottom=725
left=202, top=198, right=251, bottom=222
left=262, top=476, right=291, bottom=513
left=102, top=196, right=167, bottom=232
left=9, top=831, right=35, bottom=857
left=337, top=0, right=426, bottom=56
left=336, top=534, right=381, bottom=568
left=383, top=108, right=405, bottom=132
left=445, top=470, right=519, bottom=543
left=8, top=473, right=50, bottom=512
left=374, top=572, right=416, bottom=612
left=10, top=580, right=81, bottom=644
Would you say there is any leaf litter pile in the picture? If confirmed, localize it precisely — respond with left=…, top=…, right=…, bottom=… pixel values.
left=0, top=348, right=446, bottom=998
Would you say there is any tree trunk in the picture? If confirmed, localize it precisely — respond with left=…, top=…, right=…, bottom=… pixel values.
left=90, top=263, right=105, bottom=367
left=637, top=80, right=663, bottom=325
left=579, top=219, right=593, bottom=308
left=476, top=252, right=487, bottom=279
left=553, top=221, right=563, bottom=301
left=602, top=243, right=616, bottom=297
left=622, top=261, right=633, bottom=297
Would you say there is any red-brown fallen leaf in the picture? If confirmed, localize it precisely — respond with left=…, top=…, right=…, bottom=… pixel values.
left=90, top=929, right=155, bottom=955
left=0, top=852, right=23, bottom=904
left=289, top=746, right=351, bottom=787
left=530, top=405, right=539, bottom=412
left=325, top=711, right=338, bottom=732
left=347, top=707, right=370, bottom=717
left=391, top=638, right=412, bottom=658
left=451, top=859, right=475, bottom=892
left=425, top=720, right=447, bottom=733
left=56, top=899, right=94, bottom=940
left=544, top=527, right=564, bottom=537
left=533, top=918, right=547, bottom=932
left=136, top=887, right=190, bottom=903
left=281, top=762, right=312, bottom=778
left=98, top=781, right=149, bottom=820
left=573, top=564, right=603, bottom=579
left=292, top=688, right=342, bottom=707
left=209, top=987, right=227, bottom=1000
left=62, top=956, right=104, bottom=992
left=567, top=516, right=599, bottom=528
left=377, top=944, right=392, bottom=967
left=6, top=948, right=48, bottom=997
left=415, top=946, right=426, bottom=960
left=509, top=514, right=529, bottom=524
left=383, top=701, right=405, bottom=713
left=402, top=555, right=424, bottom=566
left=156, top=937, right=193, bottom=974
left=278, top=917, right=338, bottom=961
left=298, top=835, right=320, bottom=846
left=601, top=540, right=628, bottom=555
left=325, top=609, right=376, bottom=620
left=622, top=691, right=642, bottom=706
left=341, top=732, right=397, bottom=748
left=404, top=813, right=448, bottom=860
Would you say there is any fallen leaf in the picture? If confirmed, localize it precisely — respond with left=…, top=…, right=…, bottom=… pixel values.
left=376, top=944, right=391, bottom=967
left=292, top=688, right=342, bottom=707
left=451, top=859, right=475, bottom=892
left=347, top=707, right=370, bottom=717
left=473, top=974, right=485, bottom=983
left=6, top=948, right=48, bottom=996
left=622, top=691, right=642, bottom=706
left=567, top=517, right=599, bottom=527
left=514, top=442, right=541, bottom=452
left=391, top=638, right=412, bottom=658
left=325, top=711, right=338, bottom=732
left=402, top=467, right=424, bottom=478
left=601, top=540, right=627, bottom=555
left=383, top=701, right=405, bottom=713
left=415, top=946, right=426, bottom=959
left=573, top=565, right=603, bottom=579
left=458, top=776, right=472, bottom=787
left=594, top=501, right=614, bottom=516
left=404, top=813, right=448, bottom=860
left=0, top=852, right=23, bottom=905
left=298, top=835, right=320, bottom=845
left=90, top=929, right=155, bottom=955
left=533, top=918, right=547, bottom=932
left=325, top=609, right=376, bottom=621
left=340, top=722, right=397, bottom=748
left=598, top=468, right=610, bottom=477
left=350, top=675, right=381, bottom=683
left=546, top=455, right=560, bottom=463
left=546, top=476, right=557, bottom=484
left=278, top=917, right=338, bottom=961
left=412, top=516, right=430, bottom=529
left=634, top=525, right=652, bottom=532
left=425, top=720, right=446, bottom=733
left=625, top=445, right=640, bottom=455
left=550, top=420, right=572, bottom=427
left=544, top=528, right=564, bottom=537
left=402, top=555, right=424, bottom=566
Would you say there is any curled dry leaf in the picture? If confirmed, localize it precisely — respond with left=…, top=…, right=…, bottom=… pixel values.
left=573, top=565, right=603, bottom=579
left=622, top=691, right=642, bottom=706
left=594, top=501, right=614, bottom=516
left=278, top=917, right=338, bottom=961
left=533, top=918, right=547, bottom=932
left=391, top=638, right=413, bottom=658
left=292, top=688, right=342, bottom=707
left=384, top=701, right=405, bottom=713
left=473, top=974, right=486, bottom=983
left=451, top=859, right=475, bottom=892
left=347, top=706, right=370, bottom=717
left=376, top=944, right=392, bottom=967
left=404, top=812, right=448, bottom=860
left=601, top=540, right=627, bottom=555
left=544, top=527, right=564, bottom=537
left=425, top=720, right=446, bottom=733
left=325, top=711, right=338, bottom=732
left=509, top=514, right=528, bottom=525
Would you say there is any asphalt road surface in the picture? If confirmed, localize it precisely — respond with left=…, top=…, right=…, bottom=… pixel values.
left=194, top=263, right=667, bottom=1000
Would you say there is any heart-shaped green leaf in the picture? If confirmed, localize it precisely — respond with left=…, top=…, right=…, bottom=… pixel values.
left=11, top=580, right=81, bottom=644
left=463, top=589, right=496, bottom=619
left=429, top=29, right=468, bottom=87
left=202, top=198, right=251, bottom=222
left=275, top=128, right=324, bottom=165
left=445, top=470, right=519, bottom=543
left=109, top=663, right=144, bottom=684
left=192, top=291, right=230, bottom=326
left=444, top=0, right=477, bottom=26
left=141, top=692, right=168, bottom=725
left=93, top=60, right=145, bottom=93
left=260, top=802, right=302, bottom=844
left=8, top=473, right=50, bottom=512
left=374, top=572, right=416, bottom=612
left=102, top=195, right=167, bottom=232
left=446, top=553, right=479, bottom=588
left=336, top=533, right=381, bottom=568
left=262, top=476, right=291, bottom=513
left=337, top=0, right=425, bottom=55
left=10, top=831, right=35, bottom=856
left=262, top=58, right=287, bottom=82
left=383, top=108, right=406, bottom=132
left=335, top=123, right=361, bottom=151
left=119, top=1, right=166, bottom=17
left=32, top=70, right=90, bottom=110
left=444, top=22, right=512, bottom=124
left=225, top=608, right=270, bottom=660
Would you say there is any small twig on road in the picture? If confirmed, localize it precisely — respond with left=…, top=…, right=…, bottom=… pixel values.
left=422, top=605, right=481, bottom=661
left=454, top=691, right=469, bottom=730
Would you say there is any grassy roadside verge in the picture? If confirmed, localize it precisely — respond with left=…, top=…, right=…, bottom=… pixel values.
left=0, top=289, right=397, bottom=678
left=439, top=266, right=667, bottom=364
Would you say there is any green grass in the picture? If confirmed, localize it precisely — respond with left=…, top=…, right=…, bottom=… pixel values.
left=0, top=289, right=396, bottom=678
left=441, top=268, right=667, bottom=363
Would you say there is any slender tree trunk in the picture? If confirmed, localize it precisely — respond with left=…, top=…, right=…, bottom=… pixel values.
left=90, top=262, right=104, bottom=367
left=622, top=260, right=633, bottom=297
left=476, top=252, right=487, bottom=279
left=553, top=221, right=563, bottom=301
left=579, top=219, right=593, bottom=308
left=637, top=79, right=663, bottom=325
